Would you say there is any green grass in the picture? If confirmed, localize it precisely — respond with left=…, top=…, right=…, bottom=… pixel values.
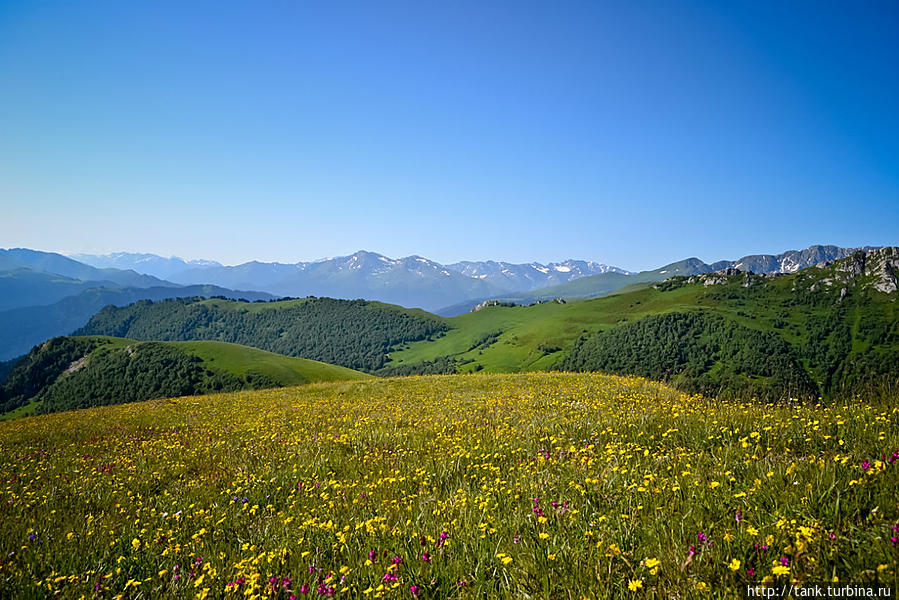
left=170, top=340, right=372, bottom=385
left=64, top=335, right=372, bottom=386
left=385, top=284, right=740, bottom=372
left=385, top=266, right=897, bottom=390
left=0, top=372, right=897, bottom=598
left=1, top=336, right=372, bottom=419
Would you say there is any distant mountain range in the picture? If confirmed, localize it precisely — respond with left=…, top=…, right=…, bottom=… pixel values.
left=0, top=248, right=273, bottom=361
left=73, top=250, right=630, bottom=310
left=0, top=244, right=886, bottom=361
left=57, top=248, right=899, bottom=404
left=438, top=244, right=882, bottom=314
left=71, top=251, right=222, bottom=280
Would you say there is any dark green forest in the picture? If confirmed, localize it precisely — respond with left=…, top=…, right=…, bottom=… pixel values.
left=559, top=312, right=818, bottom=400
left=377, top=355, right=458, bottom=377
left=559, top=276, right=899, bottom=401
left=76, top=297, right=448, bottom=372
left=0, top=337, right=280, bottom=415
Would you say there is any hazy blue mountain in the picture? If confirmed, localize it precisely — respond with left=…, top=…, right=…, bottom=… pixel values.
left=0, top=284, right=274, bottom=361
left=1, top=248, right=173, bottom=288
left=168, top=250, right=509, bottom=311
left=0, top=268, right=121, bottom=311
left=66, top=250, right=636, bottom=311
left=71, top=252, right=222, bottom=280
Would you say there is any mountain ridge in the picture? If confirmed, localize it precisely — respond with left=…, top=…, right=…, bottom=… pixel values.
left=445, top=244, right=885, bottom=313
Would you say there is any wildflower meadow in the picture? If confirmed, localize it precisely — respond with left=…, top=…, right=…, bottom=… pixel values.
left=0, top=373, right=897, bottom=598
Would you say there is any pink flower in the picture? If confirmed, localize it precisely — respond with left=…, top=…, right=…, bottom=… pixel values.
left=422, top=552, right=430, bottom=562
left=410, top=584, right=420, bottom=597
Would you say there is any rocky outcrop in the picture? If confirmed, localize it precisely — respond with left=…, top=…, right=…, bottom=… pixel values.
left=865, top=247, right=899, bottom=293
left=670, top=248, right=898, bottom=295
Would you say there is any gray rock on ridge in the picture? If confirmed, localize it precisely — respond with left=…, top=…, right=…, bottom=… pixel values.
left=865, top=247, right=899, bottom=293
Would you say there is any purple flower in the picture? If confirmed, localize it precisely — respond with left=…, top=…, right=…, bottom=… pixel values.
left=779, top=557, right=789, bottom=567
left=410, top=584, right=420, bottom=597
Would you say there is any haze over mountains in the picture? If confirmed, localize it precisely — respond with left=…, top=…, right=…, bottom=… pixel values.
left=0, top=243, right=884, bottom=361
left=70, top=252, right=223, bottom=280
left=71, top=245, right=873, bottom=312
left=73, top=250, right=631, bottom=309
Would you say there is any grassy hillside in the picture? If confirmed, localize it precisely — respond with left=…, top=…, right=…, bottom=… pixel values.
left=76, top=296, right=448, bottom=372
left=386, top=249, right=899, bottom=399
left=0, top=336, right=369, bottom=418
left=0, top=372, right=896, bottom=597
left=64, top=250, right=899, bottom=400
left=170, top=340, right=370, bottom=386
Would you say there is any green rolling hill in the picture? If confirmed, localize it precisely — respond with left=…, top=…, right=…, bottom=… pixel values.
left=0, top=336, right=370, bottom=418
left=385, top=248, right=899, bottom=399
left=75, top=296, right=448, bottom=372
left=60, top=248, right=899, bottom=402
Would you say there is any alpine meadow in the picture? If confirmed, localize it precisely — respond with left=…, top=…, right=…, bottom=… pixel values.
left=2, top=2, right=899, bottom=599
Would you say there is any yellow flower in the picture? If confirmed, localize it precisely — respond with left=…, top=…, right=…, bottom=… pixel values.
left=729, top=558, right=741, bottom=571
left=131, top=538, right=141, bottom=551
left=67, top=532, right=74, bottom=540
left=628, top=579, right=643, bottom=591
left=501, top=556, right=513, bottom=565
left=548, top=553, right=556, bottom=560
left=539, top=532, right=550, bottom=540
left=772, top=565, right=790, bottom=576
left=644, top=557, right=660, bottom=568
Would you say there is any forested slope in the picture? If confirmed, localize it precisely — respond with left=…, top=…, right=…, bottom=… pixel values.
left=76, top=297, right=448, bottom=372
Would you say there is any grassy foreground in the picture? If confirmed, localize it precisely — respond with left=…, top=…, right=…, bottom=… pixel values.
left=0, top=373, right=897, bottom=598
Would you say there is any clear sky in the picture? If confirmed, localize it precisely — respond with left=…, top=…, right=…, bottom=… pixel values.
left=1, top=1, right=897, bottom=271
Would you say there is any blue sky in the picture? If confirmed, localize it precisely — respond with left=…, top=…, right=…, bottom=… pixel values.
left=1, top=1, right=896, bottom=271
